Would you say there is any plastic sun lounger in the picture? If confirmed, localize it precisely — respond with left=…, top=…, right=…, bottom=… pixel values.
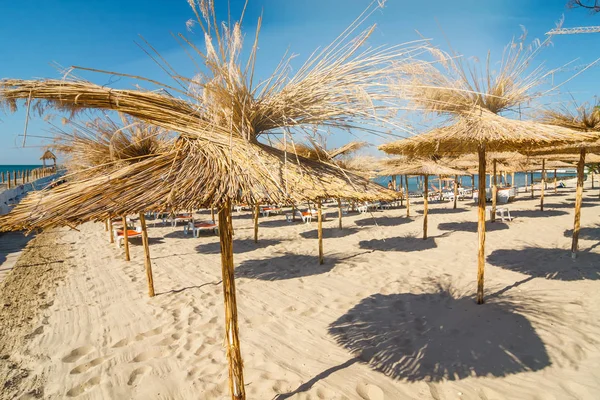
left=486, top=206, right=512, bottom=222
left=164, top=213, right=193, bottom=227
left=260, top=206, right=282, bottom=217
left=184, top=221, right=218, bottom=237
left=115, top=227, right=143, bottom=248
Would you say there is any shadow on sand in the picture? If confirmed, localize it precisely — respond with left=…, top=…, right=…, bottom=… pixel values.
left=506, top=209, right=568, bottom=219
left=437, top=221, right=509, bottom=233
left=0, top=231, right=36, bottom=266
left=195, top=239, right=283, bottom=254
left=416, top=207, right=469, bottom=215
left=299, top=227, right=359, bottom=239
left=236, top=254, right=339, bottom=281
left=563, top=225, right=600, bottom=241
left=354, top=216, right=413, bottom=227
left=326, top=290, right=550, bottom=382
left=359, top=235, right=440, bottom=252
left=487, top=247, right=600, bottom=281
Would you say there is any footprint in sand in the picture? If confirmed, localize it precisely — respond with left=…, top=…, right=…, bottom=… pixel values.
left=356, top=383, right=385, bottom=400
left=127, top=366, right=152, bottom=386
left=111, top=338, right=130, bottom=348
left=131, top=349, right=167, bottom=363
left=66, top=376, right=101, bottom=397
left=62, top=346, right=95, bottom=363
left=70, top=356, right=112, bottom=375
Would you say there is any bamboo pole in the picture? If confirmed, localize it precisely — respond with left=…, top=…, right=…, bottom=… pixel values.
left=571, top=148, right=586, bottom=259
left=337, top=198, right=342, bottom=230
left=104, top=219, right=108, bottom=231
left=554, top=169, right=557, bottom=194
left=122, top=216, right=130, bottom=262
left=253, top=203, right=259, bottom=243
left=217, top=200, right=245, bottom=400
left=139, top=213, right=155, bottom=297
left=453, top=174, right=458, bottom=209
left=477, top=145, right=487, bottom=305
left=470, top=174, right=474, bottom=199
left=423, top=175, right=429, bottom=240
left=399, top=175, right=404, bottom=207
left=511, top=172, right=515, bottom=188
left=491, top=160, right=497, bottom=223
left=540, top=159, right=545, bottom=211
left=525, top=171, right=528, bottom=192
left=318, top=200, right=324, bottom=265
left=211, top=207, right=215, bottom=222
left=404, top=175, right=410, bottom=217
left=109, top=219, right=114, bottom=243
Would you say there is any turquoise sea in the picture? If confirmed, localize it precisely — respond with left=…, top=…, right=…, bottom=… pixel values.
left=0, top=165, right=43, bottom=177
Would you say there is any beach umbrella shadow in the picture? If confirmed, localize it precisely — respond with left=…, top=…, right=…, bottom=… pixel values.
left=196, top=239, right=283, bottom=254
left=563, top=225, right=600, bottom=241
left=487, top=247, right=600, bottom=281
left=299, top=227, right=359, bottom=239
left=328, top=291, right=550, bottom=382
left=236, top=254, right=339, bottom=281
left=359, top=235, right=438, bottom=252
left=354, top=216, right=413, bottom=227
left=416, top=207, right=469, bottom=215
left=438, top=221, right=509, bottom=233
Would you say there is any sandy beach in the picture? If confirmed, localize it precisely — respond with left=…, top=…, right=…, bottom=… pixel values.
left=1, top=180, right=600, bottom=399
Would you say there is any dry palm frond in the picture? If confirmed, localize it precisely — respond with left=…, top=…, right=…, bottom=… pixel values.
left=0, top=137, right=397, bottom=232
left=53, top=115, right=172, bottom=176
left=541, top=101, right=600, bottom=132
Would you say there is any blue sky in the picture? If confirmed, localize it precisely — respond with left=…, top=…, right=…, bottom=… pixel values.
left=0, top=0, right=598, bottom=164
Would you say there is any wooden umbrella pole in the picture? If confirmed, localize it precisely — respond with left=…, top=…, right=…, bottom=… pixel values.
left=139, top=213, right=155, bottom=297
left=337, top=198, right=342, bottom=230
left=511, top=172, right=515, bottom=188
left=211, top=207, right=215, bottom=222
left=399, top=175, right=404, bottom=207
left=253, top=203, right=259, bottom=243
left=292, top=204, right=296, bottom=222
left=554, top=169, right=557, bottom=194
left=592, top=170, right=595, bottom=189
left=217, top=200, right=246, bottom=400
left=524, top=171, right=528, bottom=192
left=470, top=174, right=474, bottom=199
left=453, top=174, right=458, bottom=209
left=405, top=175, right=410, bottom=217
left=540, top=159, right=545, bottom=211
left=104, top=219, right=108, bottom=231
left=491, top=160, right=497, bottom=222
left=476, top=145, right=487, bottom=305
left=122, top=216, right=130, bottom=262
left=530, top=172, right=534, bottom=199
left=317, top=200, right=324, bottom=265
left=571, top=148, right=586, bottom=259
left=423, top=175, right=429, bottom=240
left=109, top=218, right=114, bottom=243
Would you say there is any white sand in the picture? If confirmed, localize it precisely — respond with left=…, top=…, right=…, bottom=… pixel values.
left=1, top=181, right=600, bottom=399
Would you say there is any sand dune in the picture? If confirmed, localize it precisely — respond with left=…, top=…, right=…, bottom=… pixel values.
left=1, top=181, right=600, bottom=399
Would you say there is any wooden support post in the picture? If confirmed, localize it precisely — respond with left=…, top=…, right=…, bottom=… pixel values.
left=292, top=204, right=296, bottom=222
left=525, top=172, right=528, bottom=192
left=211, top=207, right=215, bottom=222
left=477, top=145, right=486, bottom=304
left=592, top=170, right=595, bottom=189
left=399, top=175, right=404, bottom=207
left=540, top=159, right=545, bottom=211
left=423, top=175, right=429, bottom=240
left=392, top=175, right=397, bottom=191
left=109, top=219, right=114, bottom=243
left=317, top=201, right=324, bottom=265
left=122, top=216, right=130, bottom=262
left=13, top=171, right=16, bottom=187
left=217, top=200, right=245, bottom=400
left=7, top=171, right=11, bottom=190
left=470, top=174, right=474, bottom=199
left=554, top=169, right=557, bottom=194
left=404, top=175, right=410, bottom=217
left=139, top=213, right=155, bottom=297
left=571, top=148, right=586, bottom=258
left=491, top=160, right=497, bottom=222
left=453, top=175, right=458, bottom=209
left=511, top=172, right=515, bottom=188
left=337, top=199, right=342, bottom=230
left=104, top=219, right=108, bottom=231
left=253, top=203, right=259, bottom=243
left=530, top=172, right=534, bottom=199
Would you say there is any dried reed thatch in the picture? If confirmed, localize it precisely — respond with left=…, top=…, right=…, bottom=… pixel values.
left=0, top=2, right=418, bottom=397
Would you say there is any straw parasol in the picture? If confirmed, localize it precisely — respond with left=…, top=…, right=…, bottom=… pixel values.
left=377, top=158, right=464, bottom=238
left=0, top=2, right=416, bottom=398
left=526, top=102, right=600, bottom=257
left=381, top=38, right=595, bottom=304
left=40, top=149, right=57, bottom=169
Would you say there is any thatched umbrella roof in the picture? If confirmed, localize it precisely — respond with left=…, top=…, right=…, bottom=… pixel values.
left=40, top=150, right=56, bottom=160
left=377, top=158, right=464, bottom=176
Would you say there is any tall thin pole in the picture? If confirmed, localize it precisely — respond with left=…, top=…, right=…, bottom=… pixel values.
left=540, top=159, right=546, bottom=211
left=337, top=199, right=343, bottom=230
left=530, top=172, right=534, bottom=199
left=554, top=169, right=557, bottom=194
left=404, top=175, right=410, bottom=217
left=211, top=207, right=215, bottom=222
left=477, top=145, right=487, bottom=304
left=253, top=203, right=259, bottom=243
left=317, top=200, right=323, bottom=265
left=399, top=175, right=404, bottom=207
left=511, top=172, right=515, bottom=188
left=453, top=174, right=458, bottom=209
left=525, top=171, right=528, bottom=192
left=470, top=174, right=474, bottom=199
left=592, top=170, right=595, bottom=189
left=572, top=148, right=586, bottom=258
left=491, top=160, right=497, bottom=223
left=217, top=200, right=246, bottom=400
left=109, top=219, right=114, bottom=244
left=122, top=216, right=130, bottom=261
left=423, top=175, right=429, bottom=240
left=139, top=213, right=155, bottom=297
left=7, top=171, right=11, bottom=190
